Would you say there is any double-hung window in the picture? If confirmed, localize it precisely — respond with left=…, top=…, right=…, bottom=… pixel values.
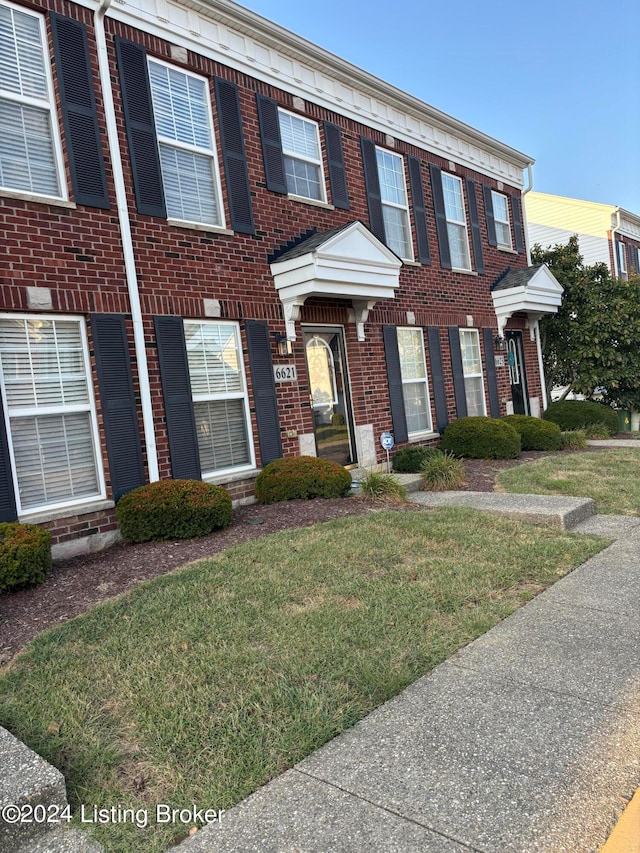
left=278, top=109, right=326, bottom=202
left=441, top=173, right=471, bottom=271
left=0, top=315, right=104, bottom=514
left=459, top=329, right=486, bottom=416
left=376, top=148, right=413, bottom=260
left=148, top=59, right=224, bottom=228
left=0, top=1, right=65, bottom=199
left=618, top=241, right=627, bottom=278
left=491, top=191, right=512, bottom=250
left=184, top=321, right=254, bottom=477
left=397, top=327, right=433, bottom=436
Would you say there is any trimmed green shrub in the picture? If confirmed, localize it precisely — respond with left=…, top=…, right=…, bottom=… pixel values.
left=255, top=456, right=352, bottom=504
left=560, top=430, right=588, bottom=450
left=583, top=422, right=613, bottom=439
left=116, top=479, right=232, bottom=543
left=543, top=401, right=618, bottom=436
left=421, top=452, right=465, bottom=491
left=0, top=522, right=52, bottom=592
left=358, top=471, right=408, bottom=503
left=502, top=415, right=562, bottom=451
left=441, top=417, right=521, bottom=459
left=392, top=445, right=440, bottom=473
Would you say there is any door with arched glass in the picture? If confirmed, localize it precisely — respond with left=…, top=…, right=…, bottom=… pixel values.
left=506, top=330, right=529, bottom=415
left=303, top=327, right=356, bottom=466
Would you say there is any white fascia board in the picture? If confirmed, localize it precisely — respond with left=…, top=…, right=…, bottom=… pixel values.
left=276, top=280, right=397, bottom=303
left=89, top=0, right=533, bottom=186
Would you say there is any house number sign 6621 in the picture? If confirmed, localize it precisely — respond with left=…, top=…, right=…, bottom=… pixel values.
left=273, top=365, right=298, bottom=383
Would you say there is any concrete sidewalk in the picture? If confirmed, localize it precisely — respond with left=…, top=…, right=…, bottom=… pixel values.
left=177, top=522, right=640, bottom=853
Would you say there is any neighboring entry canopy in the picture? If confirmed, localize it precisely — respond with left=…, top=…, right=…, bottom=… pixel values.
left=270, top=220, right=402, bottom=341
left=491, top=264, right=563, bottom=337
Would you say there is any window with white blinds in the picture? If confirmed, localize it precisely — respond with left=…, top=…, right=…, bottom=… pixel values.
left=0, top=316, right=104, bottom=513
left=0, top=1, right=65, bottom=199
left=442, top=173, right=471, bottom=271
left=397, top=327, right=433, bottom=436
left=459, top=329, right=487, bottom=416
left=184, top=321, right=254, bottom=476
left=278, top=109, right=326, bottom=202
left=491, top=191, right=512, bottom=250
left=148, top=58, right=224, bottom=227
left=376, top=148, right=413, bottom=261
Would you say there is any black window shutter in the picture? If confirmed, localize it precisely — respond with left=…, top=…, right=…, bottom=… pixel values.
left=448, top=327, right=467, bottom=418
left=154, top=316, right=201, bottom=480
left=511, top=194, right=525, bottom=253
left=91, top=315, right=146, bottom=501
left=466, top=178, right=484, bottom=275
left=50, top=14, right=110, bottom=209
left=245, top=320, right=282, bottom=466
left=408, top=156, right=431, bottom=264
left=429, top=164, right=452, bottom=270
left=482, top=328, right=501, bottom=418
left=427, top=327, right=448, bottom=433
left=256, top=94, right=287, bottom=194
left=627, top=242, right=635, bottom=274
left=0, top=393, right=17, bottom=523
left=382, top=325, right=408, bottom=443
left=360, top=137, right=386, bottom=245
left=324, top=122, right=349, bottom=210
left=114, top=36, right=166, bottom=218
left=482, top=185, right=497, bottom=247
left=215, top=78, right=255, bottom=235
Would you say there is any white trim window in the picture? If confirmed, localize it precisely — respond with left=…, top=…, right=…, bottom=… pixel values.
left=376, top=148, right=413, bottom=261
left=442, top=173, right=471, bottom=271
left=397, top=327, right=433, bottom=436
left=491, top=190, right=512, bottom=250
left=618, top=241, right=627, bottom=278
left=637, top=247, right=640, bottom=274
left=459, top=329, right=486, bottom=416
left=148, top=58, right=225, bottom=228
left=184, top=321, right=255, bottom=476
left=0, top=1, right=66, bottom=200
left=278, top=108, right=326, bottom=202
left=0, top=315, right=104, bottom=514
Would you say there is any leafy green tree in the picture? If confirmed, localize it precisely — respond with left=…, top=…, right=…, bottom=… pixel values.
left=534, top=236, right=640, bottom=410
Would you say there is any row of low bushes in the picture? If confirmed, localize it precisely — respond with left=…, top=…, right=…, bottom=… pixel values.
left=2, top=401, right=618, bottom=593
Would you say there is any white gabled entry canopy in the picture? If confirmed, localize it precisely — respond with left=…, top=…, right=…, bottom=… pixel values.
left=269, top=221, right=402, bottom=341
left=491, top=263, right=563, bottom=337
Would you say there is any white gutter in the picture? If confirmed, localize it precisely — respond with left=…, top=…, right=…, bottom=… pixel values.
left=94, top=0, right=159, bottom=482
left=611, top=208, right=621, bottom=278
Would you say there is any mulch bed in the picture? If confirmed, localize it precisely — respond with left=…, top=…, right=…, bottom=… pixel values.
left=0, top=447, right=611, bottom=665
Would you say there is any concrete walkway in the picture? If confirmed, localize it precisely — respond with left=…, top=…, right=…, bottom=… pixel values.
left=177, top=514, right=640, bottom=852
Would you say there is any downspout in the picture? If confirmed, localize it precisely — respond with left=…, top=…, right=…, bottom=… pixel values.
left=521, top=164, right=548, bottom=412
left=94, top=0, right=159, bottom=482
left=611, top=208, right=621, bottom=278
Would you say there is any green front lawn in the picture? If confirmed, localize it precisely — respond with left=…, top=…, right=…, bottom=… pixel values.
left=0, top=509, right=607, bottom=853
left=496, top=449, right=640, bottom=514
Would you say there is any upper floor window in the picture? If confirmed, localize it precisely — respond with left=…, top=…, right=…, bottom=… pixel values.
left=491, top=191, right=512, bottom=250
left=0, top=1, right=65, bottom=199
left=184, top=321, right=254, bottom=476
left=617, top=241, right=627, bottom=278
left=459, top=329, right=486, bottom=416
left=148, top=59, right=224, bottom=228
left=0, top=315, right=104, bottom=514
left=278, top=109, right=326, bottom=203
left=442, top=173, right=471, bottom=271
left=397, top=327, right=433, bottom=436
left=376, top=148, right=413, bottom=260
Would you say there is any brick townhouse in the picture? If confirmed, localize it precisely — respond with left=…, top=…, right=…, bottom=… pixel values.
left=0, top=0, right=563, bottom=557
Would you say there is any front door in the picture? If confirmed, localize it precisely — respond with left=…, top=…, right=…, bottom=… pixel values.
left=506, top=330, right=529, bottom=415
left=303, top=327, right=356, bottom=466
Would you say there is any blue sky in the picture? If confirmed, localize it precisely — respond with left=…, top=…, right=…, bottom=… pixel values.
left=238, top=0, right=640, bottom=213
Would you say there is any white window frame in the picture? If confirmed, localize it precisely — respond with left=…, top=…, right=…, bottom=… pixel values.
left=459, top=329, right=487, bottom=417
left=277, top=107, right=327, bottom=204
left=397, top=327, right=433, bottom=437
left=491, top=190, right=513, bottom=250
left=0, top=0, right=67, bottom=202
left=0, top=313, right=105, bottom=517
left=441, top=173, right=472, bottom=271
left=375, top=146, right=414, bottom=261
left=637, top=247, right=640, bottom=273
left=147, top=57, right=226, bottom=229
left=184, top=320, right=255, bottom=479
left=618, top=241, right=627, bottom=277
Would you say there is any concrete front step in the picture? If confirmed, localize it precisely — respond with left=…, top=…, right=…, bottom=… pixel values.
left=17, top=828, right=104, bottom=853
left=410, top=491, right=596, bottom=530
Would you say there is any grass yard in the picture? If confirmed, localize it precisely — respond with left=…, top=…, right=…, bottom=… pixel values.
left=497, top=449, right=640, bottom=515
left=0, top=508, right=607, bottom=853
